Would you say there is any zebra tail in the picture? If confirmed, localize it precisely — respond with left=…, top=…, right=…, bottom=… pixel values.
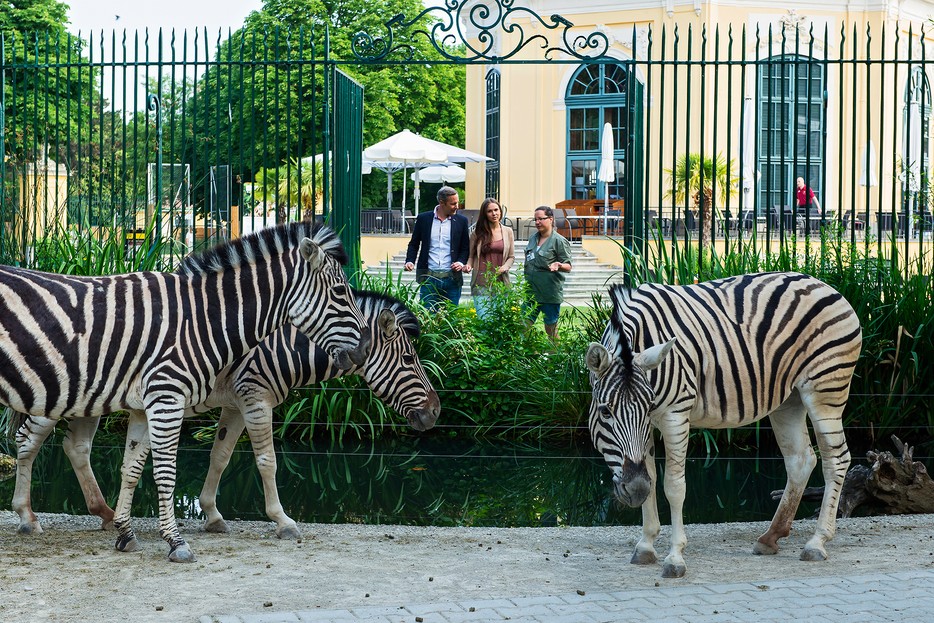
left=3, top=407, right=29, bottom=441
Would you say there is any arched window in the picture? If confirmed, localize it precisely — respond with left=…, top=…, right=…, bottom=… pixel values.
left=565, top=63, right=630, bottom=201
left=903, top=66, right=931, bottom=196
left=485, top=69, right=501, bottom=198
left=756, top=55, right=825, bottom=212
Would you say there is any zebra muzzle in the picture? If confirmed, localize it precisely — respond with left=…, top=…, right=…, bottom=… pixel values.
left=612, top=460, right=652, bottom=507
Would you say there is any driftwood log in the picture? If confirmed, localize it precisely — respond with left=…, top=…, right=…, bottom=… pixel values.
left=770, top=435, right=934, bottom=518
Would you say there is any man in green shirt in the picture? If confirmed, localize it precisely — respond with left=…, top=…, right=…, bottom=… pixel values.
left=523, top=205, right=572, bottom=341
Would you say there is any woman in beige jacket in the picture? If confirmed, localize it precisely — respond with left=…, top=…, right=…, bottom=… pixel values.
left=468, top=197, right=516, bottom=320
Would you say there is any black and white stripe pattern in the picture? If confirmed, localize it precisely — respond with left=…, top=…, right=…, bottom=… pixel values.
left=11, top=291, right=440, bottom=542
left=3, top=221, right=369, bottom=561
left=586, top=272, right=862, bottom=578
left=196, top=290, right=440, bottom=538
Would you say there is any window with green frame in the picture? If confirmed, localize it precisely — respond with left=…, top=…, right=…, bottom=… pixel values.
left=485, top=69, right=501, bottom=199
left=903, top=65, right=931, bottom=200
left=565, top=63, right=629, bottom=201
left=756, top=55, right=825, bottom=214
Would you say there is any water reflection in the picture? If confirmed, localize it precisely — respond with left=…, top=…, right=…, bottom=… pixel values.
left=1, top=437, right=834, bottom=527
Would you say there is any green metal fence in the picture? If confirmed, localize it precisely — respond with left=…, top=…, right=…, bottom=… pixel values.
left=2, top=7, right=933, bottom=282
left=0, top=26, right=335, bottom=268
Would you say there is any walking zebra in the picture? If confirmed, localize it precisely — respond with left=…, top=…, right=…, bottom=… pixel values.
left=3, top=222, right=370, bottom=562
left=10, top=290, right=440, bottom=542
left=586, top=272, right=861, bottom=578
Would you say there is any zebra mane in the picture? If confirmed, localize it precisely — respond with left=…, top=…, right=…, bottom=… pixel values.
left=353, top=289, right=421, bottom=340
left=177, top=221, right=348, bottom=277
left=606, top=283, right=635, bottom=373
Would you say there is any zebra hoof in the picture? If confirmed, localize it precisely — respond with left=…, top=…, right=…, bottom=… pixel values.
left=276, top=523, right=301, bottom=540
left=115, top=533, right=140, bottom=552
left=17, top=521, right=43, bottom=536
left=800, top=547, right=828, bottom=562
left=662, top=562, right=686, bottom=578
left=630, top=549, right=657, bottom=565
left=203, top=518, right=230, bottom=534
left=753, top=540, right=779, bottom=556
left=169, top=542, right=196, bottom=563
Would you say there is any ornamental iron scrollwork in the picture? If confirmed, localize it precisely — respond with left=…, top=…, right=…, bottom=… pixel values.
left=351, top=0, right=610, bottom=63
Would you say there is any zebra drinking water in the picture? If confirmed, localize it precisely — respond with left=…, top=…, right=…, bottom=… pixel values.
left=3, top=222, right=370, bottom=562
left=10, top=291, right=440, bottom=542
left=586, top=272, right=861, bottom=578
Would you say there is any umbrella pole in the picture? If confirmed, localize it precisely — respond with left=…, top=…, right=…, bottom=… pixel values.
left=603, top=182, right=610, bottom=236
left=401, top=164, right=408, bottom=233
left=387, top=171, right=393, bottom=211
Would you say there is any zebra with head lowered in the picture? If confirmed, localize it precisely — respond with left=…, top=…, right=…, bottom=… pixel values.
left=10, top=290, right=440, bottom=542
left=586, top=272, right=861, bottom=578
left=4, top=222, right=370, bottom=562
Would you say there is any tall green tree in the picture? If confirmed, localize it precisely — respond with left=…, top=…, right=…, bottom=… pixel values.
left=0, top=0, right=101, bottom=235
left=188, top=0, right=465, bottom=213
left=0, top=0, right=98, bottom=162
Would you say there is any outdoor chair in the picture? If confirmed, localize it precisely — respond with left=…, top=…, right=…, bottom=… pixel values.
left=842, top=210, right=865, bottom=235
left=606, top=208, right=623, bottom=235
left=554, top=208, right=584, bottom=241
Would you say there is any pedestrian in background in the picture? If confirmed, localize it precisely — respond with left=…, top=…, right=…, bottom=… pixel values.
left=468, top=197, right=515, bottom=320
left=523, top=205, right=572, bottom=341
left=404, top=186, right=471, bottom=309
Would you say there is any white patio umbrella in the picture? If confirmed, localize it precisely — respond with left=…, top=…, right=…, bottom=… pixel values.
left=411, top=163, right=466, bottom=184
left=364, top=129, right=489, bottom=228
left=596, top=122, right=615, bottom=235
left=740, top=97, right=760, bottom=204
left=859, top=141, right=878, bottom=187
left=364, top=129, right=449, bottom=230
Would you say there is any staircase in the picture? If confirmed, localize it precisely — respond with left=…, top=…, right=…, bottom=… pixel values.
left=365, top=241, right=625, bottom=307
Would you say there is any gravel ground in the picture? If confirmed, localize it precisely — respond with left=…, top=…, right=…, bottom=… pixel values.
left=1, top=511, right=932, bottom=623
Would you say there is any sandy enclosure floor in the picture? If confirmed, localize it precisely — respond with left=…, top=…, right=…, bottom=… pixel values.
left=1, top=511, right=932, bottom=623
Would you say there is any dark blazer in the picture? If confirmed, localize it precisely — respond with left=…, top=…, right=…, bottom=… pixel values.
left=405, top=209, right=470, bottom=283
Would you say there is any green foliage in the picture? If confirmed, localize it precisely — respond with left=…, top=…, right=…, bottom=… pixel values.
left=199, top=0, right=467, bottom=210
left=29, top=220, right=172, bottom=275
left=664, top=152, right=737, bottom=208
left=350, top=272, right=606, bottom=440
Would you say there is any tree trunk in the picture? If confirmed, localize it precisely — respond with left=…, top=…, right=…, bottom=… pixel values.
left=693, top=187, right=714, bottom=249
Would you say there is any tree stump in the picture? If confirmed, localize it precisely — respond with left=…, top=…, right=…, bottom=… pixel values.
left=770, top=435, right=934, bottom=518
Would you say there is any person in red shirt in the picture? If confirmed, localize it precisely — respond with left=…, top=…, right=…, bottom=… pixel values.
left=796, top=177, right=820, bottom=211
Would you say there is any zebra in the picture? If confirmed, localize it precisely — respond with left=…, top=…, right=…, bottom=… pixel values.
left=9, top=290, right=440, bottom=542
left=3, top=221, right=370, bottom=562
left=585, top=272, right=862, bottom=578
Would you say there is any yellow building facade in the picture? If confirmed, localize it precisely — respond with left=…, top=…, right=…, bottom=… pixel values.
left=459, top=0, right=934, bottom=236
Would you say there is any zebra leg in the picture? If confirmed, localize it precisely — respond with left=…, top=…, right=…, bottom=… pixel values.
left=200, top=406, right=247, bottom=534
left=754, top=394, right=815, bottom=556
left=62, top=417, right=115, bottom=530
left=242, top=403, right=301, bottom=539
left=631, top=434, right=660, bottom=566
left=147, top=407, right=195, bottom=562
left=113, top=410, right=151, bottom=553
left=12, top=415, right=59, bottom=535
left=659, top=425, right=689, bottom=579
left=798, top=390, right=851, bottom=562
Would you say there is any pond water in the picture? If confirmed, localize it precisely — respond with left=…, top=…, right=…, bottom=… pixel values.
left=2, top=435, right=836, bottom=527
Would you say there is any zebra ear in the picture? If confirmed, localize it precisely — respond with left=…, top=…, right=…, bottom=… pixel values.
left=585, top=342, right=612, bottom=377
left=633, top=337, right=676, bottom=370
left=299, top=237, right=326, bottom=270
left=377, top=308, right=398, bottom=338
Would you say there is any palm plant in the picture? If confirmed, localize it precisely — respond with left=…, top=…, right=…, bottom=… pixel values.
left=253, top=157, right=325, bottom=223
left=665, top=153, right=737, bottom=248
